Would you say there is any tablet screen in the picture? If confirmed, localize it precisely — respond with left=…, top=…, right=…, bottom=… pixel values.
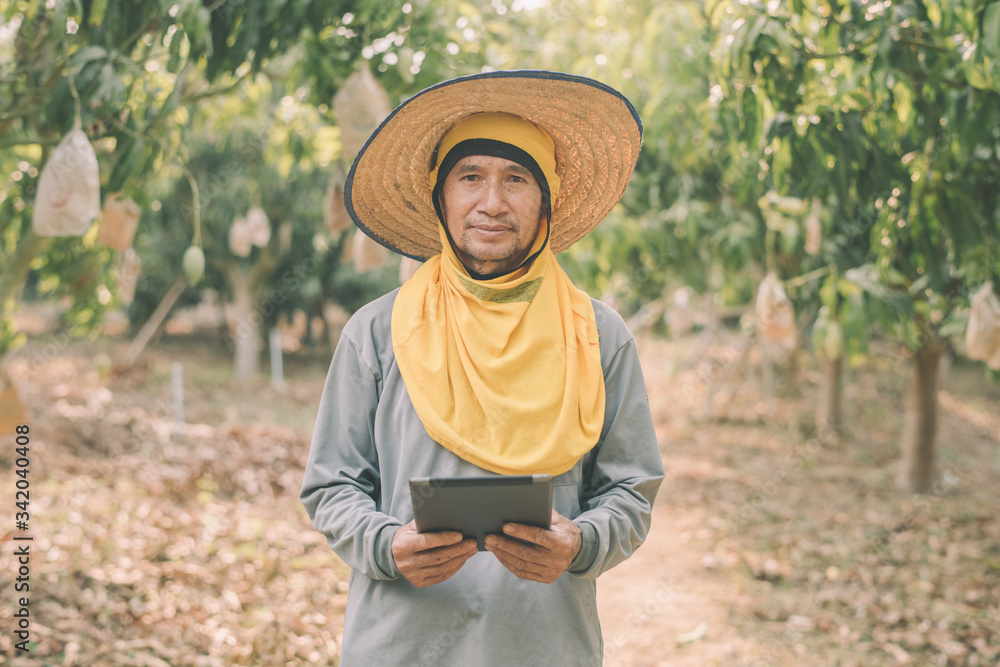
left=409, top=474, right=553, bottom=550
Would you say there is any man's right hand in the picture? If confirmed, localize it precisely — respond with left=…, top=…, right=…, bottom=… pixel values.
left=391, top=521, right=478, bottom=588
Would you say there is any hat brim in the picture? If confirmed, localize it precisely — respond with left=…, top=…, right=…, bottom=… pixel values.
left=345, top=70, right=643, bottom=260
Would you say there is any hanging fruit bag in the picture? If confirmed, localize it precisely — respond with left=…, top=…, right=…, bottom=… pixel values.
left=334, top=64, right=392, bottom=160
left=97, top=194, right=141, bottom=251
left=229, top=216, right=253, bottom=257
left=245, top=206, right=271, bottom=247
left=33, top=120, right=101, bottom=236
left=966, top=282, right=1000, bottom=370
left=756, top=273, right=797, bottom=349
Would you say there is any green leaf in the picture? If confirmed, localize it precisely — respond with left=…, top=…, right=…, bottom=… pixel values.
left=91, top=62, right=124, bottom=106
left=71, top=45, right=107, bottom=65
left=962, top=42, right=992, bottom=89
left=840, top=290, right=870, bottom=359
left=982, top=1, right=1000, bottom=60
left=846, top=264, right=897, bottom=300
left=893, top=81, right=912, bottom=124
left=819, top=274, right=838, bottom=309
left=167, top=28, right=184, bottom=72
left=89, top=0, right=108, bottom=26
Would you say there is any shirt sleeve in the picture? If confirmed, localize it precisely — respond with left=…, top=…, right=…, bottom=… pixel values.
left=569, top=321, right=665, bottom=578
left=299, top=328, right=403, bottom=581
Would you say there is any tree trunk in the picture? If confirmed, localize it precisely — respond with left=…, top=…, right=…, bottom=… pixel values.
left=896, top=341, right=946, bottom=493
left=122, top=276, right=188, bottom=367
left=0, top=365, right=27, bottom=435
left=816, top=350, right=844, bottom=441
left=0, top=230, right=50, bottom=314
left=230, top=271, right=260, bottom=379
left=760, top=344, right=776, bottom=418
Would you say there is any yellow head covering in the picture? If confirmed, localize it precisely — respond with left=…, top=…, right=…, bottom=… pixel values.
left=390, top=115, right=605, bottom=476
left=428, top=112, right=561, bottom=204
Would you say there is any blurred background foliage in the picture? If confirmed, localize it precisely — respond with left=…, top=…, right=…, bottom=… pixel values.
left=1, top=0, right=999, bottom=488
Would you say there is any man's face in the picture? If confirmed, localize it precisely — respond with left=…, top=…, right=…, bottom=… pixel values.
left=440, top=155, right=544, bottom=276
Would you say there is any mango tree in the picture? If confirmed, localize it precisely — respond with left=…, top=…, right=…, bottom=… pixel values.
left=0, top=0, right=341, bottom=343
left=0, top=1, right=460, bottom=369
left=138, top=72, right=404, bottom=377
left=707, top=0, right=1000, bottom=492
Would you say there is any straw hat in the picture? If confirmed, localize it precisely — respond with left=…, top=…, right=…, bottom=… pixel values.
left=344, top=70, right=643, bottom=260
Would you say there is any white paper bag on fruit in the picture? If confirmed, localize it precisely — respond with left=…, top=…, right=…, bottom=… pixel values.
left=33, top=121, right=101, bottom=236
left=229, top=216, right=253, bottom=257
left=966, top=282, right=1000, bottom=370
left=756, top=273, right=797, bottom=349
left=97, top=194, right=141, bottom=251
left=245, top=206, right=271, bottom=247
left=334, top=64, right=392, bottom=160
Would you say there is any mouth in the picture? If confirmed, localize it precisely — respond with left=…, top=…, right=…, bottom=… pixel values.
left=467, top=223, right=514, bottom=238
left=469, top=225, right=514, bottom=241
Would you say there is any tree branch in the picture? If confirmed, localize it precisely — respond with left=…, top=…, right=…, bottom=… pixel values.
left=121, top=275, right=187, bottom=367
left=205, top=0, right=232, bottom=12
left=0, top=136, right=59, bottom=150
left=896, top=35, right=950, bottom=54
left=896, top=65, right=968, bottom=90
left=0, top=230, right=52, bottom=314
left=796, top=33, right=880, bottom=60
left=180, top=69, right=253, bottom=103
left=0, top=66, right=64, bottom=141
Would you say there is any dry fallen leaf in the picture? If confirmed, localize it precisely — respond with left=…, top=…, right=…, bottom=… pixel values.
left=677, top=622, right=709, bottom=646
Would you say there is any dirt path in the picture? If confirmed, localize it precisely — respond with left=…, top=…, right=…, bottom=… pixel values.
left=599, top=502, right=728, bottom=667
left=597, top=501, right=795, bottom=666
left=593, top=336, right=760, bottom=666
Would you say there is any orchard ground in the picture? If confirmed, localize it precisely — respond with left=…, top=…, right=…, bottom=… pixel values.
left=1, top=304, right=998, bottom=666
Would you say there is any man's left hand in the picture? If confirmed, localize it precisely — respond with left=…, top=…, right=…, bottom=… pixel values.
left=484, top=510, right=581, bottom=583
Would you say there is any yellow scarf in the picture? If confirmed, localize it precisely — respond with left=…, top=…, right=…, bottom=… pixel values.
left=392, top=224, right=606, bottom=476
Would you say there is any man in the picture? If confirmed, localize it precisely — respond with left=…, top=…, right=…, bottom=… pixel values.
left=301, top=70, right=664, bottom=666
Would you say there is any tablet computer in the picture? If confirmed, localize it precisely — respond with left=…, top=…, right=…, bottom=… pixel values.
left=409, top=474, right=553, bottom=550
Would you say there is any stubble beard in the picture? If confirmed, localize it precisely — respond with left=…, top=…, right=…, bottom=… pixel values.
left=458, top=218, right=524, bottom=266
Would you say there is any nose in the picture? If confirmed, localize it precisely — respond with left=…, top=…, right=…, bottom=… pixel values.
left=477, top=178, right=507, bottom=217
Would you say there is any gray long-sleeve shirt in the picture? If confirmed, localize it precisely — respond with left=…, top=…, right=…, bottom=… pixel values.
left=300, top=289, right=664, bottom=666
